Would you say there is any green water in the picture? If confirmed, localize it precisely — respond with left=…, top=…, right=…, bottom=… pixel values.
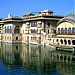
left=0, top=42, right=75, bottom=75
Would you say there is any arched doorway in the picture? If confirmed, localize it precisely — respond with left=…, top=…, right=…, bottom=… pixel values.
left=16, top=36, right=18, bottom=40
left=64, top=39, right=67, bottom=45
left=60, top=39, right=63, bottom=44
left=68, top=40, right=71, bottom=45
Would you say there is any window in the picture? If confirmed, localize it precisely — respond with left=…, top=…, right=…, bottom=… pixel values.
left=31, top=21, right=37, bottom=27
left=16, top=36, right=18, bottom=40
left=72, top=27, right=75, bottom=34
left=14, top=26, right=20, bottom=33
left=31, top=29, right=37, bottom=33
left=68, top=40, right=71, bottom=45
left=7, top=26, right=9, bottom=33
left=5, top=26, right=6, bottom=33
left=64, top=39, right=67, bottom=44
left=72, top=40, right=75, bottom=45
left=61, top=28, right=64, bottom=34
left=56, top=39, right=58, bottom=42
left=58, top=28, right=60, bottom=34
left=10, top=26, right=12, bottom=33
left=68, top=28, right=71, bottom=34
left=60, top=39, right=63, bottom=44
left=54, top=30, right=56, bottom=33
left=4, top=26, right=12, bottom=33
left=65, top=28, right=67, bottom=34
left=16, top=46, right=18, bottom=50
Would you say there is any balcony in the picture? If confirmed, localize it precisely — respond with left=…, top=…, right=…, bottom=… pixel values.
left=57, top=31, right=75, bottom=35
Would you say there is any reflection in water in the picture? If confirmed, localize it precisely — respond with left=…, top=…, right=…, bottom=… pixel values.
left=0, top=42, right=75, bottom=75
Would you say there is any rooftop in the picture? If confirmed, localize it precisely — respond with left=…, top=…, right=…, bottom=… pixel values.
left=0, top=10, right=64, bottom=22
left=57, top=13, right=75, bottom=25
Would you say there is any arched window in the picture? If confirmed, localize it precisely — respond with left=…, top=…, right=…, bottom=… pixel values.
left=7, top=26, right=9, bottom=33
left=72, top=27, right=75, bottom=34
left=5, top=26, right=6, bottom=33
left=10, top=37, right=11, bottom=40
left=31, top=29, right=37, bottom=33
left=68, top=40, right=71, bottom=45
left=68, top=28, right=71, bottom=34
left=65, top=28, right=67, bottom=34
left=31, top=21, right=37, bottom=27
left=56, top=39, right=58, bottom=42
left=60, top=39, right=63, bottom=44
left=10, top=26, right=12, bottom=33
left=14, top=26, right=20, bottom=33
left=64, top=39, right=67, bottom=44
left=58, top=28, right=60, bottom=34
left=61, top=28, right=64, bottom=34
left=48, top=23, right=50, bottom=27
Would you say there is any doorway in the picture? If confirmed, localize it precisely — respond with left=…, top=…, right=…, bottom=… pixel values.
left=16, top=36, right=18, bottom=40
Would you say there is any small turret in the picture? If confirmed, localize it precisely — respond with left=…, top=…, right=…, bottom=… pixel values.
left=8, top=14, right=11, bottom=18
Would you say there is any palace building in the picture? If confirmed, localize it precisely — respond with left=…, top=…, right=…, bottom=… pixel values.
left=49, top=13, right=75, bottom=47
left=0, top=10, right=63, bottom=44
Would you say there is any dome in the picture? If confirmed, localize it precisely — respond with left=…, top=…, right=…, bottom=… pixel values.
left=57, top=13, right=75, bottom=25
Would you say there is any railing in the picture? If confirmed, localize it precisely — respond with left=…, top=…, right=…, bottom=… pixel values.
left=56, top=33, right=75, bottom=35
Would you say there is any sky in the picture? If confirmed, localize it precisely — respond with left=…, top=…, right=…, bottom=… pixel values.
left=0, top=0, right=74, bottom=18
